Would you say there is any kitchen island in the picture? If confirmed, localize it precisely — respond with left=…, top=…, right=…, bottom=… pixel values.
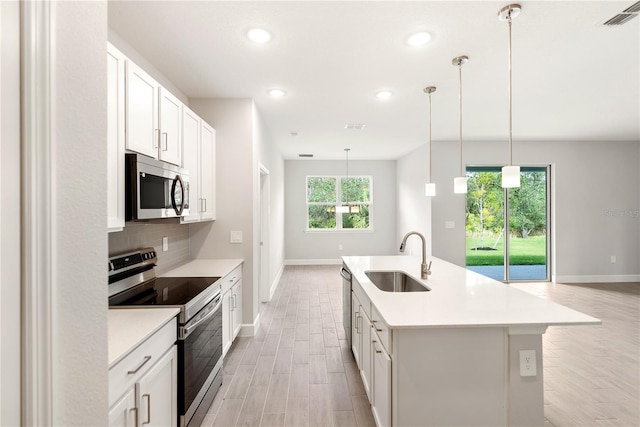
left=342, top=255, right=600, bottom=427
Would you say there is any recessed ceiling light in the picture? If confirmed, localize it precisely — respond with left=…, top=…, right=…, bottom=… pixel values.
left=376, top=90, right=393, bottom=100
left=407, top=31, right=432, bottom=47
left=268, top=88, right=286, bottom=97
left=247, top=28, right=271, bottom=43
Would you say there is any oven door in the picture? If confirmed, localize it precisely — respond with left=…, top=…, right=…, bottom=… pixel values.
left=178, top=293, right=223, bottom=427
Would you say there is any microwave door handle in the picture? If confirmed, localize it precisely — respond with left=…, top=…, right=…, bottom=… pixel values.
left=171, top=175, right=185, bottom=215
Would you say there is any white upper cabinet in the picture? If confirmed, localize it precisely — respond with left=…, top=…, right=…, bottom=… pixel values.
left=125, top=61, right=159, bottom=159
left=159, top=88, right=182, bottom=166
left=199, top=122, right=216, bottom=221
left=107, top=43, right=126, bottom=232
left=125, top=62, right=183, bottom=166
left=181, top=106, right=216, bottom=224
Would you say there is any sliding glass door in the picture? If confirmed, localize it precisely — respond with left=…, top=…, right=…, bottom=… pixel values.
left=465, top=166, right=549, bottom=282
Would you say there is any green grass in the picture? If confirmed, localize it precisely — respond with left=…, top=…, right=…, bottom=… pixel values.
left=466, top=234, right=546, bottom=266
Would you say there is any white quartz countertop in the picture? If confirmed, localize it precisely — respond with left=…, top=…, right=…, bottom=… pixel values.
left=108, top=308, right=180, bottom=367
left=160, top=258, right=243, bottom=278
left=342, top=255, right=601, bottom=329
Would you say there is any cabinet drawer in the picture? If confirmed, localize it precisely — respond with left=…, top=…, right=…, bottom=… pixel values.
left=109, top=318, right=176, bottom=407
left=221, top=265, right=242, bottom=294
left=371, top=305, right=391, bottom=354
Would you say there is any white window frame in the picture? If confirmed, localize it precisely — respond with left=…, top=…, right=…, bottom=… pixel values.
left=305, top=175, right=373, bottom=232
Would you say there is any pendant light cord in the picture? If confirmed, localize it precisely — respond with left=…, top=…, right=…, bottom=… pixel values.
left=508, top=11, right=513, bottom=166
left=458, top=61, right=463, bottom=176
left=428, top=91, right=433, bottom=182
left=345, top=148, right=350, bottom=207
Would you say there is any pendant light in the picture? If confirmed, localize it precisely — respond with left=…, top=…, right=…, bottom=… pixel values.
left=424, top=86, right=437, bottom=197
left=499, top=4, right=521, bottom=188
left=336, top=148, right=351, bottom=213
left=452, top=55, right=468, bottom=194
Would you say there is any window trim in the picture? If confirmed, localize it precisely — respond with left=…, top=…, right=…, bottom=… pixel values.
left=305, top=175, right=373, bottom=231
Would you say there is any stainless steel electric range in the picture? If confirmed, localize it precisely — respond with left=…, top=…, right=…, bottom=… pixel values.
left=108, top=248, right=223, bottom=427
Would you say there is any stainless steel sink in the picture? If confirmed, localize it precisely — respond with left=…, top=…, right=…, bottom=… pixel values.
left=365, top=271, right=430, bottom=292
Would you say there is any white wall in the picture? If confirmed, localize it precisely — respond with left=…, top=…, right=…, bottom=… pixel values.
left=188, top=98, right=260, bottom=328
left=431, top=139, right=640, bottom=282
left=54, top=1, right=109, bottom=424
left=1, top=1, right=21, bottom=424
left=285, top=160, right=397, bottom=261
left=396, top=144, right=433, bottom=257
left=254, top=105, right=286, bottom=295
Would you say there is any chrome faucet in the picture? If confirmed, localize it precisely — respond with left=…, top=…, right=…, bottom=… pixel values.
left=399, top=231, right=432, bottom=280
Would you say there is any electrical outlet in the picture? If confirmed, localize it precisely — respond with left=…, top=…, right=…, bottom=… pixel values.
left=445, top=221, right=455, bottom=229
left=162, top=236, right=168, bottom=252
left=610, top=255, right=616, bottom=264
left=519, top=350, right=537, bottom=377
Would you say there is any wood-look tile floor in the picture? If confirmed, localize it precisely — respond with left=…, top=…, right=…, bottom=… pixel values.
left=512, top=281, right=640, bottom=427
left=202, top=265, right=375, bottom=427
left=202, top=265, right=640, bottom=427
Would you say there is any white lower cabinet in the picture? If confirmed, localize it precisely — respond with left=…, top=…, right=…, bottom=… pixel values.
left=222, top=264, right=243, bottom=356
left=351, top=291, right=373, bottom=401
left=371, top=332, right=391, bottom=427
left=109, top=319, right=177, bottom=427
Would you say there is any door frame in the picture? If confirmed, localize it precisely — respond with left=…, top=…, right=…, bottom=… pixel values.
left=259, top=163, right=271, bottom=302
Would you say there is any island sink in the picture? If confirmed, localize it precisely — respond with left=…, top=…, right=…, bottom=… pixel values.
left=365, top=270, right=430, bottom=292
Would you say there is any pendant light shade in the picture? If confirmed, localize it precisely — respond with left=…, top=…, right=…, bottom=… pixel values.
left=424, top=86, right=437, bottom=197
left=336, top=148, right=351, bottom=213
left=454, top=177, right=468, bottom=194
left=452, top=55, right=468, bottom=194
left=499, top=4, right=521, bottom=188
left=424, top=183, right=436, bottom=197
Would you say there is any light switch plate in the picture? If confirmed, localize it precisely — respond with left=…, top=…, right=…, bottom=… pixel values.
left=445, top=221, right=455, bottom=229
left=230, top=231, right=243, bottom=244
left=519, top=350, right=537, bottom=377
left=162, top=236, right=168, bottom=252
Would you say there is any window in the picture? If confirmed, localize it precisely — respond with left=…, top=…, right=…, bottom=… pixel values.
left=306, top=176, right=372, bottom=230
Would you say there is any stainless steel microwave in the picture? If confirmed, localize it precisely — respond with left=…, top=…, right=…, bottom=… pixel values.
left=125, top=153, right=190, bottom=220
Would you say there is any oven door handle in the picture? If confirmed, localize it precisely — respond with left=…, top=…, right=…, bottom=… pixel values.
left=180, top=297, right=221, bottom=340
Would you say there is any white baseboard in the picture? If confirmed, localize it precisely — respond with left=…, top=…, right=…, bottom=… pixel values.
left=553, top=274, right=640, bottom=283
left=284, top=258, right=343, bottom=266
left=240, top=313, right=260, bottom=337
left=268, top=264, right=284, bottom=301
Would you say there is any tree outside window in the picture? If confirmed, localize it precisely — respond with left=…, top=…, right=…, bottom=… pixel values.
left=307, top=176, right=372, bottom=230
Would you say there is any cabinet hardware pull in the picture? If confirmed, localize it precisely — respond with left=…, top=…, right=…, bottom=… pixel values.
left=130, top=407, right=139, bottom=426
left=127, top=355, right=151, bottom=375
left=371, top=320, right=383, bottom=332
left=373, top=342, right=382, bottom=354
left=142, top=393, right=151, bottom=424
left=162, top=132, right=168, bottom=151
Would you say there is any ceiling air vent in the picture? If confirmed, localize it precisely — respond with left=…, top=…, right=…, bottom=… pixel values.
left=345, top=123, right=366, bottom=130
left=298, top=154, right=314, bottom=158
left=603, top=1, right=640, bottom=25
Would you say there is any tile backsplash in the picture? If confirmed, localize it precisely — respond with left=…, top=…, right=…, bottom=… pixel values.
left=109, top=220, right=190, bottom=275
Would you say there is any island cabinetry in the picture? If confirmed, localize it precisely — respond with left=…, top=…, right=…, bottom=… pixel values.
left=351, top=287, right=373, bottom=401
left=371, top=326, right=391, bottom=427
left=222, top=264, right=243, bottom=355
left=181, top=106, right=216, bottom=223
left=109, top=318, right=178, bottom=427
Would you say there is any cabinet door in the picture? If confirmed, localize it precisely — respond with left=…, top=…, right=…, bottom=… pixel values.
left=222, top=289, right=232, bottom=356
left=231, top=280, right=242, bottom=340
left=108, top=386, right=136, bottom=427
left=107, top=43, right=126, bottom=232
left=125, top=61, right=159, bottom=158
left=199, top=123, right=216, bottom=221
left=180, top=107, right=200, bottom=223
left=360, top=309, right=372, bottom=401
left=351, top=293, right=360, bottom=367
left=372, top=342, right=391, bottom=427
left=136, top=346, right=178, bottom=427
left=159, top=88, right=182, bottom=166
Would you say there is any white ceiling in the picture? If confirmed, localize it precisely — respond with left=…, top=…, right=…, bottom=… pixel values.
left=108, top=1, right=640, bottom=160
